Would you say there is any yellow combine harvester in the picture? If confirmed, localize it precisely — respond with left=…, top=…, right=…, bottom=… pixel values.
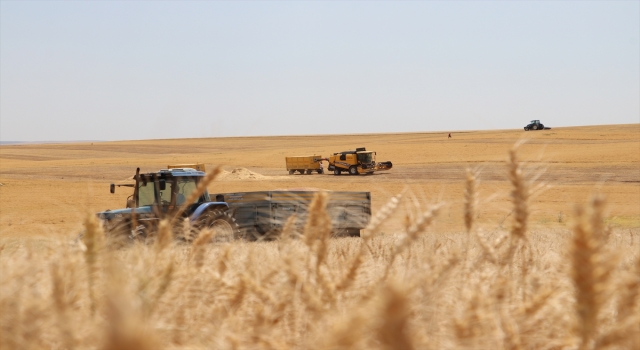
left=168, top=163, right=206, bottom=172
left=326, top=147, right=392, bottom=175
left=285, top=155, right=324, bottom=175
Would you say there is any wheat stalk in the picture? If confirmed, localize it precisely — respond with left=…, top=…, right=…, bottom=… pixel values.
left=376, top=284, right=415, bottom=350
left=155, top=219, right=173, bottom=254
left=170, top=166, right=222, bottom=225
left=381, top=204, right=441, bottom=282
left=82, top=211, right=104, bottom=316
left=191, top=229, right=215, bottom=269
left=571, top=196, right=613, bottom=350
left=464, top=169, right=477, bottom=235
left=365, top=193, right=403, bottom=237
left=508, top=147, right=529, bottom=242
left=50, top=262, right=76, bottom=349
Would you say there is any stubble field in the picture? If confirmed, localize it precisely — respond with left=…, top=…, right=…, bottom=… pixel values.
left=1, top=124, right=639, bottom=238
left=0, top=124, right=639, bottom=349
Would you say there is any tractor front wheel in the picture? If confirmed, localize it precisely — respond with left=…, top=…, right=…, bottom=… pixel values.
left=524, top=127, right=529, bottom=131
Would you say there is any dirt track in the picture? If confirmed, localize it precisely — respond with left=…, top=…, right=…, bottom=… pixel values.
left=1, top=124, right=638, bottom=238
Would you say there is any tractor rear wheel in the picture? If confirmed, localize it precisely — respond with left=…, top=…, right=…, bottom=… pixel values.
left=349, top=166, right=359, bottom=175
left=195, top=209, right=241, bottom=241
left=532, top=125, right=538, bottom=130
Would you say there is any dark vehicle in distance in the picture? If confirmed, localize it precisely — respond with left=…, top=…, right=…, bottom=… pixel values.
left=524, top=120, right=549, bottom=131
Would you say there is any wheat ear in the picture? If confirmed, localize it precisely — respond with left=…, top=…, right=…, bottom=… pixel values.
left=170, top=166, right=222, bottom=225
left=155, top=219, right=173, bottom=254
left=51, top=262, right=76, bottom=349
left=302, top=191, right=332, bottom=274
left=464, top=169, right=477, bottom=235
left=82, top=211, right=104, bottom=316
left=382, top=204, right=440, bottom=281
left=508, top=146, right=529, bottom=242
left=365, top=193, right=403, bottom=237
left=192, top=229, right=215, bottom=269
left=376, top=284, right=415, bottom=350
left=571, top=196, right=612, bottom=350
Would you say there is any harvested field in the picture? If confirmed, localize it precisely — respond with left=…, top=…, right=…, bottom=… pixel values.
left=0, top=124, right=639, bottom=349
left=1, top=124, right=638, bottom=237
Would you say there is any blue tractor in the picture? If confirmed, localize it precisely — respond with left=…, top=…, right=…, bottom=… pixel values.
left=100, top=167, right=240, bottom=241
left=524, top=120, right=547, bottom=131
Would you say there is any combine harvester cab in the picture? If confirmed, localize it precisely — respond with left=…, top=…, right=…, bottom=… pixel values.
left=99, top=165, right=240, bottom=241
left=327, top=147, right=393, bottom=175
left=213, top=190, right=371, bottom=238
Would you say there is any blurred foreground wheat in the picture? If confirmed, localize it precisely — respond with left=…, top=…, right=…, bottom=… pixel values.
left=1, top=147, right=639, bottom=350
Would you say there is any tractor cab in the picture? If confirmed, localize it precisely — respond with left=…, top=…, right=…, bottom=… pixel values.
left=110, top=168, right=210, bottom=212
left=531, top=120, right=541, bottom=125
left=99, top=166, right=238, bottom=241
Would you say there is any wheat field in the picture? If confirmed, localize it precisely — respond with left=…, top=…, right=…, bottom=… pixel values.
left=1, top=125, right=639, bottom=349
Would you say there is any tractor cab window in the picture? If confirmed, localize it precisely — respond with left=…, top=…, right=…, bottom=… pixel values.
left=157, top=180, right=174, bottom=206
left=357, top=153, right=373, bottom=164
left=175, top=177, right=198, bottom=206
left=138, top=181, right=155, bottom=207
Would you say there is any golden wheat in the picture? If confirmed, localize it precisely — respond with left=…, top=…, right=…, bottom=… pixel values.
left=0, top=146, right=638, bottom=350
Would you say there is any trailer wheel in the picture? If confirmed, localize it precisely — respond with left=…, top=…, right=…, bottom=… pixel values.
left=317, top=169, right=323, bottom=174
left=298, top=169, right=305, bottom=174
left=306, top=169, right=312, bottom=175
left=333, top=228, right=361, bottom=237
left=196, top=209, right=241, bottom=241
left=289, top=170, right=295, bottom=175
left=334, top=169, right=341, bottom=175
left=347, top=228, right=361, bottom=237
left=348, top=166, right=359, bottom=175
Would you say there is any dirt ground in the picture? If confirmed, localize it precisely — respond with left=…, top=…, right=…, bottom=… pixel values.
left=1, top=124, right=638, bottom=239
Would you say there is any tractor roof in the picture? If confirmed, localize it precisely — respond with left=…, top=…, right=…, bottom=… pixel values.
left=135, top=168, right=206, bottom=179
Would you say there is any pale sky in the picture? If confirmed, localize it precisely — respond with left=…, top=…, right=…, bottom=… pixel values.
left=1, top=1, right=639, bottom=142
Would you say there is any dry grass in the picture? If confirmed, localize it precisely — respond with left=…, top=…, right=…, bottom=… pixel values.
left=1, top=147, right=639, bottom=350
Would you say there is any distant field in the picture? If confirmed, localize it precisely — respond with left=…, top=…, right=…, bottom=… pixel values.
left=1, top=124, right=638, bottom=239
left=1, top=124, right=639, bottom=349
